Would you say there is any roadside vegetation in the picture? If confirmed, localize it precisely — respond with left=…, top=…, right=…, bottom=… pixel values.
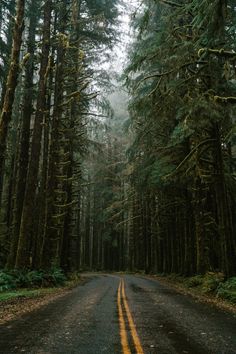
left=0, top=268, right=82, bottom=302
left=0, top=0, right=236, bottom=312
left=159, top=273, right=236, bottom=304
left=0, top=268, right=66, bottom=292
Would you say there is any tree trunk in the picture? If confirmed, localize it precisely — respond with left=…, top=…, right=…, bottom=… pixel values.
left=213, top=124, right=235, bottom=275
left=7, top=0, right=39, bottom=269
left=41, top=1, right=68, bottom=269
left=15, top=0, right=52, bottom=269
left=0, top=0, right=25, bottom=203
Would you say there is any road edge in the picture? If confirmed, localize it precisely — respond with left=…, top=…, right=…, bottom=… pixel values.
left=134, top=273, right=236, bottom=315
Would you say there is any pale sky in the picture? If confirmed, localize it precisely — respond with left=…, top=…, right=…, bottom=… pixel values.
left=106, top=0, right=141, bottom=74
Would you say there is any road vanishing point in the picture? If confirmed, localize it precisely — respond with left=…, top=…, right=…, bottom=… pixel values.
left=0, top=274, right=236, bottom=353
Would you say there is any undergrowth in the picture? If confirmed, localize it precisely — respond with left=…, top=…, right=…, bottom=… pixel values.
left=216, top=277, right=236, bottom=303
left=184, top=273, right=236, bottom=304
left=0, top=268, right=66, bottom=292
left=160, top=272, right=236, bottom=304
left=0, top=288, right=56, bottom=302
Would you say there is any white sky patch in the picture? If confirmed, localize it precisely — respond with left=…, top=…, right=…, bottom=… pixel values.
left=104, top=0, right=140, bottom=74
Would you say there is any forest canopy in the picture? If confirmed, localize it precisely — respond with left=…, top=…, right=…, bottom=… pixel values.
left=0, top=0, right=235, bottom=280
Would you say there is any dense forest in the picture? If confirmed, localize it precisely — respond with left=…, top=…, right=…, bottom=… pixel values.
left=0, top=0, right=236, bottom=279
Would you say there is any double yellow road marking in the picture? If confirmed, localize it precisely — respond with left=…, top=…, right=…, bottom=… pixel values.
left=117, top=279, right=144, bottom=354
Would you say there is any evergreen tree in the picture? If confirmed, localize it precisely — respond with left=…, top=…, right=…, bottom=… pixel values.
left=125, top=0, right=236, bottom=276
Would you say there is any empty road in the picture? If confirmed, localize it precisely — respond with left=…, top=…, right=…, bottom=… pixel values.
left=0, top=274, right=236, bottom=353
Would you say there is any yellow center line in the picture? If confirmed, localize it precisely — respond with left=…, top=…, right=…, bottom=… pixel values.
left=121, top=279, right=145, bottom=354
left=117, top=280, right=131, bottom=354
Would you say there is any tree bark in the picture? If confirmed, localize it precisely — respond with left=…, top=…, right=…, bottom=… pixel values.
left=41, top=1, right=68, bottom=269
left=0, top=0, right=25, bottom=203
left=7, top=0, right=39, bottom=269
left=15, top=0, right=52, bottom=269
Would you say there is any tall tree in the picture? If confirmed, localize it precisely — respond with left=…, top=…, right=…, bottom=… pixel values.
left=7, top=0, right=40, bottom=269
left=124, top=0, right=236, bottom=276
left=0, top=0, right=25, bottom=201
left=15, top=0, right=52, bottom=268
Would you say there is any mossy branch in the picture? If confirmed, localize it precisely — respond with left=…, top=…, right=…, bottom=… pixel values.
left=214, top=96, right=236, bottom=103
left=20, top=53, right=30, bottom=69
left=159, top=0, right=183, bottom=7
left=198, top=48, right=236, bottom=58
left=54, top=200, right=76, bottom=209
left=164, top=139, right=216, bottom=180
left=52, top=213, right=67, bottom=219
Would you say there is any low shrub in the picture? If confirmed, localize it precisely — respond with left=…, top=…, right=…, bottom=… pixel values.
left=185, top=272, right=225, bottom=294
left=0, top=268, right=66, bottom=292
left=201, top=272, right=225, bottom=294
left=26, top=270, right=45, bottom=287
left=42, top=268, right=66, bottom=287
left=67, top=272, right=81, bottom=282
left=217, top=277, right=236, bottom=303
left=0, top=272, right=17, bottom=292
left=185, top=275, right=204, bottom=288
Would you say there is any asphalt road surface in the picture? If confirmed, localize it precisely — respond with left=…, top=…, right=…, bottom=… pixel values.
left=0, top=274, right=236, bottom=354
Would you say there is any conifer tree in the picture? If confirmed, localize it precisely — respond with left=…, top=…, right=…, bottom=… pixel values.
left=0, top=0, right=25, bottom=202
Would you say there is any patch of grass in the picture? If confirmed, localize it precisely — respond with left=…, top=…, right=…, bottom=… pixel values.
left=0, top=271, right=82, bottom=303
left=0, top=288, right=56, bottom=302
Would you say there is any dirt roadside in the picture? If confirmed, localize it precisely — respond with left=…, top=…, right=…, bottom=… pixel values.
left=138, top=273, right=236, bottom=315
left=0, top=280, right=85, bottom=325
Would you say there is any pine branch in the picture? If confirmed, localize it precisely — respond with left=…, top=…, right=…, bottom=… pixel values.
left=159, top=0, right=183, bottom=7
left=198, top=48, right=236, bottom=58
left=214, top=96, right=236, bottom=103
left=164, top=139, right=216, bottom=179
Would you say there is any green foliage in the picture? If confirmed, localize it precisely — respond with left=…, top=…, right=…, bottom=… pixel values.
left=186, top=273, right=225, bottom=294
left=150, top=157, right=176, bottom=186
left=67, top=272, right=81, bottom=282
left=201, top=273, right=225, bottom=294
left=0, top=288, right=57, bottom=302
left=0, top=269, right=66, bottom=292
left=79, top=0, right=119, bottom=46
left=25, top=270, right=45, bottom=287
left=165, top=273, right=236, bottom=304
left=123, top=0, right=236, bottom=277
left=186, top=275, right=205, bottom=288
left=217, top=277, right=236, bottom=303
left=0, top=271, right=16, bottom=292
left=170, top=122, right=194, bottom=146
left=46, top=268, right=66, bottom=286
